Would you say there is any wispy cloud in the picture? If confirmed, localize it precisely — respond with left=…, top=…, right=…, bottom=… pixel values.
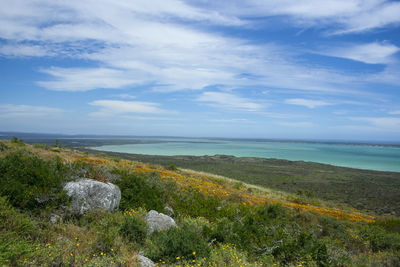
left=37, top=67, right=138, bottom=91
left=0, top=104, right=63, bottom=118
left=89, top=100, right=171, bottom=117
left=197, top=92, right=263, bottom=111
left=388, top=110, right=400, bottom=115
left=0, top=44, right=52, bottom=57
left=284, top=98, right=332, bottom=109
left=318, top=42, right=399, bottom=64
left=113, top=94, right=137, bottom=99
left=198, top=0, right=400, bottom=34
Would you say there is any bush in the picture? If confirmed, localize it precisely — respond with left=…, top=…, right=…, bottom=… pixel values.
left=373, top=218, right=400, bottom=233
left=165, top=164, right=178, bottom=171
left=0, top=150, right=69, bottom=210
left=10, top=136, right=24, bottom=145
left=172, top=191, right=221, bottom=220
left=0, top=142, right=8, bottom=151
left=120, top=214, right=148, bottom=245
left=146, top=223, right=210, bottom=263
left=361, top=225, right=400, bottom=252
left=86, top=211, right=125, bottom=253
left=116, top=170, right=176, bottom=212
left=0, top=197, right=37, bottom=265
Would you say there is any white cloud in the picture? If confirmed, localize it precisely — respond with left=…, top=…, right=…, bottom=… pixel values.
left=284, top=98, right=332, bottom=109
left=0, top=0, right=399, bottom=98
left=319, top=42, right=399, bottom=64
left=0, top=44, right=52, bottom=57
left=113, top=94, right=136, bottom=99
left=197, top=92, right=263, bottom=111
left=388, top=110, right=400, bottom=115
left=89, top=100, right=170, bottom=116
left=0, top=0, right=385, bottom=95
left=37, top=67, right=138, bottom=91
left=196, top=0, right=400, bottom=34
left=0, top=104, right=63, bottom=118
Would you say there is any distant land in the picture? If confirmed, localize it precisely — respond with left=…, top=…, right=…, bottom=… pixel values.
left=1, top=132, right=400, bottom=148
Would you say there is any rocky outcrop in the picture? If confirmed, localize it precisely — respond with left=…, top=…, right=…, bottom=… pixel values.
left=63, top=178, right=121, bottom=216
left=145, top=210, right=177, bottom=235
left=137, top=255, right=155, bottom=267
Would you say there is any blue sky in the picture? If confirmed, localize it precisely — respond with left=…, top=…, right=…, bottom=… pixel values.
left=1, top=0, right=400, bottom=141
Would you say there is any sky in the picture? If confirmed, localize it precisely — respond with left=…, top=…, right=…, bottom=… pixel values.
left=1, top=0, right=400, bottom=142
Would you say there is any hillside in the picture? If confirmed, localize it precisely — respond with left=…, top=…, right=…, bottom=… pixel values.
left=84, top=150, right=400, bottom=216
left=1, top=140, right=400, bottom=266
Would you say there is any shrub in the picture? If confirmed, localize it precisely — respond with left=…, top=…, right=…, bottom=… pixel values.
left=120, top=214, right=148, bottom=245
left=0, top=142, right=8, bottom=151
left=11, top=136, right=23, bottom=143
left=373, top=218, right=400, bottom=233
left=0, top=233, right=34, bottom=266
left=85, top=211, right=125, bottom=253
left=361, top=225, right=400, bottom=252
left=172, top=191, right=221, bottom=220
left=0, top=197, right=37, bottom=265
left=146, top=223, right=210, bottom=263
left=0, top=150, right=69, bottom=210
left=115, top=170, right=175, bottom=212
left=165, top=164, right=178, bottom=171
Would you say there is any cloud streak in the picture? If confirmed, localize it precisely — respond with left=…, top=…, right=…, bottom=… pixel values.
left=0, top=104, right=63, bottom=118
left=197, top=92, right=264, bottom=112
left=89, top=100, right=171, bottom=117
left=318, top=42, right=399, bottom=64
left=284, top=98, right=332, bottom=109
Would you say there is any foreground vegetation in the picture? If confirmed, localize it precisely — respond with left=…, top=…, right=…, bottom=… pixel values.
left=1, top=140, right=400, bottom=266
left=90, top=152, right=400, bottom=216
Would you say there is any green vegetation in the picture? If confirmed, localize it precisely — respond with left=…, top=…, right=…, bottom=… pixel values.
left=97, top=152, right=400, bottom=215
left=0, top=150, right=69, bottom=211
left=146, top=223, right=210, bottom=263
left=0, top=140, right=399, bottom=266
left=120, top=213, right=148, bottom=245
left=115, top=169, right=176, bottom=212
left=10, top=136, right=24, bottom=144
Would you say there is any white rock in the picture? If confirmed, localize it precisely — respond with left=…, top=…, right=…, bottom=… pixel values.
left=138, top=255, right=155, bottom=267
left=63, top=178, right=121, bottom=216
left=145, top=210, right=177, bottom=235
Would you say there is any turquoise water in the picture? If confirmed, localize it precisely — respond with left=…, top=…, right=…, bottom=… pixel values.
left=92, top=139, right=400, bottom=172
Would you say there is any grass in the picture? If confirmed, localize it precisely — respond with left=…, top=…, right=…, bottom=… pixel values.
left=1, top=140, right=400, bottom=266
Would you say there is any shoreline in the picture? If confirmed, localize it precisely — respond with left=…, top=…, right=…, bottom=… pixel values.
left=89, top=143, right=400, bottom=173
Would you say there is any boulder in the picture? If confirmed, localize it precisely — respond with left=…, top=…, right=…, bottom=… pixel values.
left=137, top=255, right=155, bottom=267
left=63, top=178, right=121, bottom=216
left=145, top=210, right=177, bottom=235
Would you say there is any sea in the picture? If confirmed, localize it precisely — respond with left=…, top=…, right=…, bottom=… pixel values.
left=91, top=138, right=400, bottom=173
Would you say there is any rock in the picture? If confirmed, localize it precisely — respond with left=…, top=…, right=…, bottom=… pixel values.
left=63, top=178, right=121, bottom=216
left=145, top=210, right=177, bottom=235
left=49, top=213, right=61, bottom=224
left=138, top=255, right=155, bottom=267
